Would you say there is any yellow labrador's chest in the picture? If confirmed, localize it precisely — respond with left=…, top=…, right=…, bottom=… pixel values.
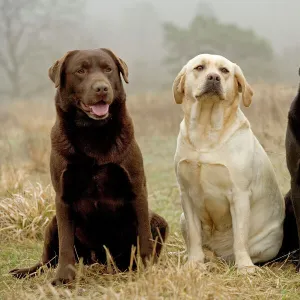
left=177, top=159, right=233, bottom=232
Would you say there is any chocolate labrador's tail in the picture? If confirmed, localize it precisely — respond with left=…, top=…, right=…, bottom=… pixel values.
left=10, top=216, right=59, bottom=279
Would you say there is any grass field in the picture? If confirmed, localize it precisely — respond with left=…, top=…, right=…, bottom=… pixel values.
left=1, top=84, right=300, bottom=299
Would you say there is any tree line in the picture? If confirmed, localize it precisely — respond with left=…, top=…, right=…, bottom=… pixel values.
left=0, top=0, right=298, bottom=100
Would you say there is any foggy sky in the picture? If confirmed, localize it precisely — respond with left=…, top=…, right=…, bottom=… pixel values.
left=86, top=0, right=300, bottom=53
left=0, top=0, right=298, bottom=100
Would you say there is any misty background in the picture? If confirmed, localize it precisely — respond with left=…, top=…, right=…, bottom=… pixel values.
left=0, top=0, right=299, bottom=100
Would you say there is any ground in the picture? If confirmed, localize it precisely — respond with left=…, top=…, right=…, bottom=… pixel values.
left=1, top=85, right=300, bottom=299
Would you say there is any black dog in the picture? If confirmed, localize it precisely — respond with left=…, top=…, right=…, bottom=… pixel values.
left=279, top=68, right=300, bottom=269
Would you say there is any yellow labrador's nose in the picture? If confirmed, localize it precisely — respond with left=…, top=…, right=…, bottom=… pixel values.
left=207, top=73, right=221, bottom=83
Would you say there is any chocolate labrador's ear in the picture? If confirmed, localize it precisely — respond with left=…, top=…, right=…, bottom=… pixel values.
left=234, top=63, right=253, bottom=107
left=48, top=50, right=78, bottom=88
left=101, top=48, right=129, bottom=84
left=172, top=66, right=186, bottom=104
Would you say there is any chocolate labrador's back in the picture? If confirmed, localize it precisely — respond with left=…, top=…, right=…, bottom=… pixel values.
left=10, top=48, right=168, bottom=285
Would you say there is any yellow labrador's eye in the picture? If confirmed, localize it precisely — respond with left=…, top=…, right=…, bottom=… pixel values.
left=76, top=68, right=86, bottom=74
left=195, top=65, right=204, bottom=71
left=220, top=67, right=229, bottom=74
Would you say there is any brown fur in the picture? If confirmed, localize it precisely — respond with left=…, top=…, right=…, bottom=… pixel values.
left=10, top=48, right=168, bottom=285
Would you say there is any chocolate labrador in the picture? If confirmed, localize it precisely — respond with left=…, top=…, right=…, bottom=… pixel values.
left=10, top=48, right=168, bottom=285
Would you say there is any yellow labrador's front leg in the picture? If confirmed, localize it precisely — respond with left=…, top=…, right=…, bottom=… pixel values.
left=180, top=190, right=205, bottom=266
left=229, top=190, right=255, bottom=273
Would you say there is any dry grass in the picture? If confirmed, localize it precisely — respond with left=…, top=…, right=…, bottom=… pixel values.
left=0, top=83, right=300, bottom=299
left=0, top=183, right=55, bottom=240
left=2, top=251, right=300, bottom=300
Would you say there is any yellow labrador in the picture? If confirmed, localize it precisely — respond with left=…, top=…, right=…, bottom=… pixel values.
left=173, top=54, right=284, bottom=272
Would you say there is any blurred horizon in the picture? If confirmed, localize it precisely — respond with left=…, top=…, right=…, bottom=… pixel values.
left=0, top=0, right=299, bottom=101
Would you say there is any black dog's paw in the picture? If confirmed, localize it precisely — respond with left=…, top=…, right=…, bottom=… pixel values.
left=295, top=262, right=300, bottom=272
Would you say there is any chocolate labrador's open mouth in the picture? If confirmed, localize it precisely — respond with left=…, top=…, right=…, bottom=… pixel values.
left=80, top=101, right=109, bottom=119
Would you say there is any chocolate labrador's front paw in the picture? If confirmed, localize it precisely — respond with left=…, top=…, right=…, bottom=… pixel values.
left=140, top=240, right=154, bottom=266
left=51, top=264, right=76, bottom=286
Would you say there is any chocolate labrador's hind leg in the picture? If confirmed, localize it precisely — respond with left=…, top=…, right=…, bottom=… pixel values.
left=10, top=216, right=59, bottom=279
left=149, top=211, right=169, bottom=259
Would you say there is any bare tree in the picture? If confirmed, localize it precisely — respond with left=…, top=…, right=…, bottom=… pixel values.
left=0, top=0, right=84, bottom=99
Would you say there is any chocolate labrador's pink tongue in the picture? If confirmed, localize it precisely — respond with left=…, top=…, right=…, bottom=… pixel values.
left=90, top=103, right=109, bottom=116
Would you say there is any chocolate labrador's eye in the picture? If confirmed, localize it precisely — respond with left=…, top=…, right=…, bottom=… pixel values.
left=195, top=65, right=204, bottom=71
left=76, top=68, right=86, bottom=74
left=220, top=67, right=229, bottom=74
left=105, top=67, right=112, bottom=73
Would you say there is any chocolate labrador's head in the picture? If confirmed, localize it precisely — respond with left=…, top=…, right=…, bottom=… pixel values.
left=48, top=48, right=129, bottom=121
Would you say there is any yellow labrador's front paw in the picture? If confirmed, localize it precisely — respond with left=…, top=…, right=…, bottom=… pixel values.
left=185, top=257, right=207, bottom=272
left=188, top=252, right=205, bottom=263
left=237, top=264, right=258, bottom=275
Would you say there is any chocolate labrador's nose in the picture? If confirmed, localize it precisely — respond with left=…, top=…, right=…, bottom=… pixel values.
left=92, top=82, right=109, bottom=95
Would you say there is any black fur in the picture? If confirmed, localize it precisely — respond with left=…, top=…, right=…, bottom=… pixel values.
left=274, top=68, right=300, bottom=269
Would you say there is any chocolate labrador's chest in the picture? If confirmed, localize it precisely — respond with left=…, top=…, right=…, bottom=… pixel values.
left=69, top=163, right=134, bottom=218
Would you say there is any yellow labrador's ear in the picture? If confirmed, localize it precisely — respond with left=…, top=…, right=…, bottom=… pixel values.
left=48, top=51, right=78, bottom=88
left=101, top=48, right=129, bottom=84
left=172, top=66, right=186, bottom=104
left=234, top=64, right=253, bottom=107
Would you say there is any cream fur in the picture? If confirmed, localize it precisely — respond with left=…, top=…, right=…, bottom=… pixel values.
left=173, top=54, right=284, bottom=271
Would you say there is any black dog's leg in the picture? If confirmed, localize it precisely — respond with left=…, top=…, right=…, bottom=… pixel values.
left=273, top=190, right=298, bottom=263
left=291, top=181, right=300, bottom=271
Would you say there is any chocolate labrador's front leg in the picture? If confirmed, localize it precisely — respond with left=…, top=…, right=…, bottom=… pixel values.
left=124, top=143, right=153, bottom=265
left=51, top=197, right=75, bottom=285
left=51, top=166, right=77, bottom=285
left=133, top=184, right=153, bottom=265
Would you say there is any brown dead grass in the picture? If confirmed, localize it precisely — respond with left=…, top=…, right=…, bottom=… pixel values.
left=0, top=83, right=299, bottom=299
left=0, top=183, right=55, bottom=240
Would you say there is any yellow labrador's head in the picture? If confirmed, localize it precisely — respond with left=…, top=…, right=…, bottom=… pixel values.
left=172, top=54, right=253, bottom=107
